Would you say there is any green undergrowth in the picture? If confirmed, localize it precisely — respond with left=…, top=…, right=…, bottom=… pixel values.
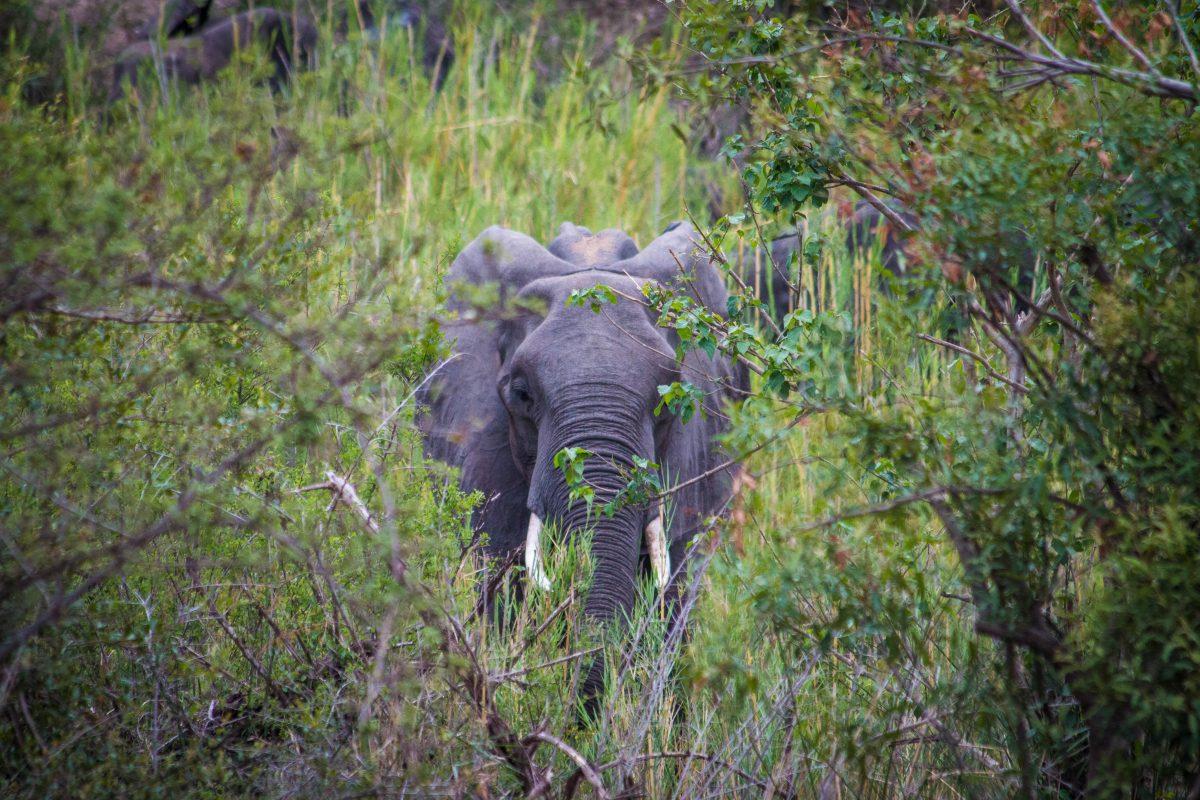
left=2, top=4, right=1018, bottom=798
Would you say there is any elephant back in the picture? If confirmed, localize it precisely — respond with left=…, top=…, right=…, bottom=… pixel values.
left=547, top=223, right=639, bottom=267
left=602, top=221, right=731, bottom=320
left=444, top=226, right=578, bottom=312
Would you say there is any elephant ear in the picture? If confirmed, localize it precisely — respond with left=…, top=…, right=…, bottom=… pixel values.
left=446, top=226, right=576, bottom=311
left=423, top=228, right=569, bottom=460
left=610, top=225, right=747, bottom=544
left=656, top=344, right=746, bottom=547
left=419, top=228, right=572, bottom=555
left=606, top=221, right=730, bottom=317
left=547, top=222, right=639, bottom=267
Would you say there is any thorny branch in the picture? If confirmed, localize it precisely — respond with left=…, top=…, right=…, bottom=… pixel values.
left=296, top=471, right=381, bottom=536
left=916, top=333, right=1029, bottom=393
left=962, top=22, right=1197, bottom=101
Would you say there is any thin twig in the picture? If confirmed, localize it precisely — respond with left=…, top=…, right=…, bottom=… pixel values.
left=1004, top=0, right=1067, bottom=59
left=649, top=412, right=813, bottom=502
left=1164, top=0, right=1200, bottom=83
left=916, top=333, right=1028, bottom=393
left=491, top=646, right=602, bottom=683
left=527, top=732, right=611, bottom=799
left=1090, top=0, right=1159, bottom=75
left=42, top=305, right=225, bottom=324
left=796, top=486, right=1004, bottom=533
left=596, top=750, right=769, bottom=789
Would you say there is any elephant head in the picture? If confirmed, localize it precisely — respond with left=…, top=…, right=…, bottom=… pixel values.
left=136, top=0, right=214, bottom=40
left=111, top=9, right=318, bottom=103
left=419, top=221, right=744, bottom=705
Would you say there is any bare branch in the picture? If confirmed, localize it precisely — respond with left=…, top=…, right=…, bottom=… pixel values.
left=42, top=305, right=225, bottom=325
left=594, top=751, right=768, bottom=790
left=929, top=498, right=985, bottom=608
left=1003, top=0, right=1067, bottom=59
left=1015, top=287, right=1055, bottom=337
left=1090, top=0, right=1159, bottom=75
left=490, top=646, right=602, bottom=683
left=527, top=732, right=610, bottom=799
left=835, top=172, right=918, bottom=233
left=649, top=412, right=815, bottom=503
left=1164, top=0, right=1200, bottom=83
left=964, top=25, right=1198, bottom=101
left=322, top=471, right=380, bottom=534
left=975, top=618, right=1062, bottom=659
left=968, top=300, right=1028, bottom=396
left=205, top=592, right=285, bottom=699
left=916, top=333, right=1029, bottom=393
left=796, top=486, right=1003, bottom=533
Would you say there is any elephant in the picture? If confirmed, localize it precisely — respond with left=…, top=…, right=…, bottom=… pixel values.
left=418, top=221, right=746, bottom=710
left=135, top=0, right=215, bottom=40
left=110, top=8, right=318, bottom=102
left=351, top=2, right=455, bottom=91
left=546, top=222, right=640, bottom=266
left=740, top=199, right=920, bottom=325
left=743, top=198, right=1040, bottom=337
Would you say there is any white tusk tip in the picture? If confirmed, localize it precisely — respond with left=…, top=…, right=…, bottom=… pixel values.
left=646, top=514, right=671, bottom=591
left=525, top=513, right=552, bottom=591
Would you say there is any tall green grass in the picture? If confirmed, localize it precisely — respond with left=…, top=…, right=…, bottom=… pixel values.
left=1, top=5, right=1008, bottom=798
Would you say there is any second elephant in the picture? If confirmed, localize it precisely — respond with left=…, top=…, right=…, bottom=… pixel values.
left=111, top=8, right=318, bottom=102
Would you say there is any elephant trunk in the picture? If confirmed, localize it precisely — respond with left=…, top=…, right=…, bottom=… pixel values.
left=554, top=467, right=643, bottom=713
left=534, top=385, right=655, bottom=713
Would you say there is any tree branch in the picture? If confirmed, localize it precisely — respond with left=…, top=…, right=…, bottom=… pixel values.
left=916, top=333, right=1029, bottom=393
left=834, top=171, right=918, bottom=233
left=1004, top=0, right=1067, bottom=60
left=42, top=305, right=225, bottom=324
left=527, top=732, right=610, bottom=799
left=964, top=24, right=1198, bottom=101
left=1090, top=0, right=1159, bottom=75
left=1164, top=0, right=1200, bottom=83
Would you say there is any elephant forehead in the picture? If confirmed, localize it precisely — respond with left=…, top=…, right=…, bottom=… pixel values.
left=520, top=299, right=676, bottom=375
left=518, top=270, right=645, bottom=301
left=547, top=226, right=639, bottom=267
left=559, top=235, right=622, bottom=264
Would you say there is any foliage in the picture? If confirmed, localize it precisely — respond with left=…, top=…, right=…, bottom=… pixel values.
left=0, top=4, right=732, bottom=796
left=4, top=0, right=1199, bottom=797
left=553, top=445, right=595, bottom=510
left=639, top=0, right=1200, bottom=795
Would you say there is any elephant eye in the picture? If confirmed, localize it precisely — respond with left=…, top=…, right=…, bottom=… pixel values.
left=509, top=378, right=533, bottom=407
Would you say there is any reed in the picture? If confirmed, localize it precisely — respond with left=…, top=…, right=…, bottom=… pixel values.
left=1, top=5, right=996, bottom=797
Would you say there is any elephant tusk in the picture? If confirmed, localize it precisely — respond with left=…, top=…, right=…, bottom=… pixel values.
left=646, top=514, right=670, bottom=590
left=525, top=513, right=552, bottom=591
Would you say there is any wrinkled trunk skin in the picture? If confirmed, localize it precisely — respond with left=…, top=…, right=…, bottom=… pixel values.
left=531, top=385, right=652, bottom=715
left=562, top=497, right=642, bottom=715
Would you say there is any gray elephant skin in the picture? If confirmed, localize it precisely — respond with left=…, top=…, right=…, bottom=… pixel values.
left=742, top=199, right=919, bottom=325
left=113, top=2, right=454, bottom=103
left=745, top=199, right=1038, bottom=328
left=418, top=221, right=746, bottom=708
left=111, top=8, right=318, bottom=102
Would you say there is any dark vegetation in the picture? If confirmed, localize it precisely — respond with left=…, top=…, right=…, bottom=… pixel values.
left=2, top=0, right=1199, bottom=797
